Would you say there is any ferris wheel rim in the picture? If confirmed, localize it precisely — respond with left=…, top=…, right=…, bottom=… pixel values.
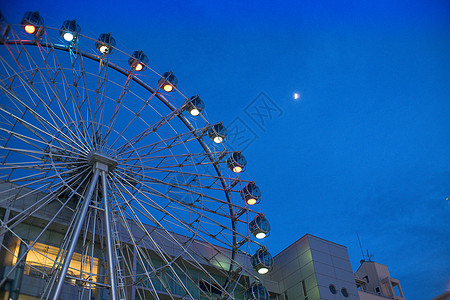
left=0, top=19, right=270, bottom=299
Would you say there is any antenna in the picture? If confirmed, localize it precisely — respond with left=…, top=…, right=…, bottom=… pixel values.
left=356, top=232, right=366, bottom=261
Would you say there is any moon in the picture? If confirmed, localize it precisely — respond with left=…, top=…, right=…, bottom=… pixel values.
left=294, top=93, right=300, bottom=100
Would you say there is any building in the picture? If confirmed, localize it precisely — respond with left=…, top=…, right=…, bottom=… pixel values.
left=260, top=235, right=405, bottom=300
left=355, top=261, right=405, bottom=300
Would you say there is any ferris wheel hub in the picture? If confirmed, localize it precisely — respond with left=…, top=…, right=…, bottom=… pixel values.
left=87, top=151, right=118, bottom=172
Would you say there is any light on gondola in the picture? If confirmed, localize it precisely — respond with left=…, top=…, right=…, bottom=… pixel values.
left=63, top=32, right=73, bottom=41
left=208, top=123, right=227, bottom=144
left=240, top=182, right=261, bottom=205
left=21, top=11, right=44, bottom=36
left=25, top=25, right=35, bottom=34
left=158, top=71, right=178, bottom=92
left=227, top=152, right=247, bottom=173
left=128, top=50, right=149, bottom=72
left=249, top=214, right=271, bottom=239
left=184, top=95, right=205, bottom=116
left=251, top=247, right=273, bottom=275
left=95, top=33, right=116, bottom=54
left=245, top=282, right=269, bottom=300
left=59, top=20, right=81, bottom=42
left=256, top=232, right=266, bottom=239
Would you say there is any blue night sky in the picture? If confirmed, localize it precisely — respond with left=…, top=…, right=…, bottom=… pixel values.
left=2, top=0, right=450, bottom=299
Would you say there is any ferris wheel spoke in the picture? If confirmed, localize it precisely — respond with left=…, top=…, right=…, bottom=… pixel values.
left=42, top=176, right=98, bottom=298
left=0, top=145, right=77, bottom=164
left=0, top=78, right=88, bottom=154
left=0, top=47, right=90, bottom=151
left=109, top=202, right=198, bottom=299
left=101, top=72, right=135, bottom=147
left=1, top=167, right=90, bottom=230
left=0, top=126, right=67, bottom=154
left=114, top=167, right=261, bottom=251
left=78, top=204, right=100, bottom=296
left=115, top=164, right=245, bottom=196
left=110, top=171, right=188, bottom=229
left=116, top=168, right=252, bottom=248
left=93, top=58, right=114, bottom=140
left=114, top=167, right=234, bottom=210
left=70, top=56, right=93, bottom=146
left=0, top=37, right=37, bottom=81
left=107, top=89, right=162, bottom=150
left=39, top=41, right=92, bottom=147
left=114, top=174, right=242, bottom=224
left=67, top=51, right=96, bottom=146
left=0, top=160, right=85, bottom=173
left=123, top=150, right=230, bottom=174
left=50, top=168, right=101, bottom=300
left=107, top=180, right=181, bottom=299
left=0, top=167, right=92, bottom=291
left=117, top=125, right=204, bottom=159
left=0, top=105, right=51, bottom=151
left=18, top=83, right=90, bottom=153
left=0, top=170, right=69, bottom=202
left=0, top=164, right=83, bottom=200
left=120, top=150, right=228, bottom=165
left=110, top=170, right=247, bottom=287
left=114, top=109, right=178, bottom=155
left=33, top=43, right=90, bottom=147
left=118, top=203, right=239, bottom=299
left=0, top=85, right=90, bottom=156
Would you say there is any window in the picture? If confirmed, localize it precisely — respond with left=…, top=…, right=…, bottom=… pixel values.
left=301, top=280, right=308, bottom=300
left=341, top=288, right=349, bottom=297
left=393, top=284, right=402, bottom=297
left=13, top=241, right=100, bottom=282
left=376, top=287, right=381, bottom=294
left=199, top=279, right=222, bottom=295
left=329, top=284, right=337, bottom=294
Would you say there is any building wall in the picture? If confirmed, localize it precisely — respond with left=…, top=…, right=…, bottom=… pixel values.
left=268, top=234, right=318, bottom=300
left=358, top=290, right=393, bottom=300
left=308, top=236, right=359, bottom=300
left=267, top=234, right=359, bottom=300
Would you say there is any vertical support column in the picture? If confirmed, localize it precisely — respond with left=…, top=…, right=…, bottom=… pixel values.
left=101, top=170, right=118, bottom=300
left=0, top=207, right=11, bottom=247
left=131, top=246, right=137, bottom=300
left=52, top=169, right=100, bottom=300
left=9, top=240, right=28, bottom=300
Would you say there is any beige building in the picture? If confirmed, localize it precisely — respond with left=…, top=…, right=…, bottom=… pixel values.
left=355, top=261, right=405, bottom=300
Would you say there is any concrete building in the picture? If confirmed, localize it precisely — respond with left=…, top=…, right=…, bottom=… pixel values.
left=355, top=261, right=405, bottom=300
left=259, top=235, right=404, bottom=300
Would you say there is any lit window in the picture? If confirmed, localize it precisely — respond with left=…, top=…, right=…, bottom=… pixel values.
left=12, top=241, right=100, bottom=282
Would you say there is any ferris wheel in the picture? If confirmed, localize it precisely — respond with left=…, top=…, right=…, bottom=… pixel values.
left=0, top=11, right=274, bottom=300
